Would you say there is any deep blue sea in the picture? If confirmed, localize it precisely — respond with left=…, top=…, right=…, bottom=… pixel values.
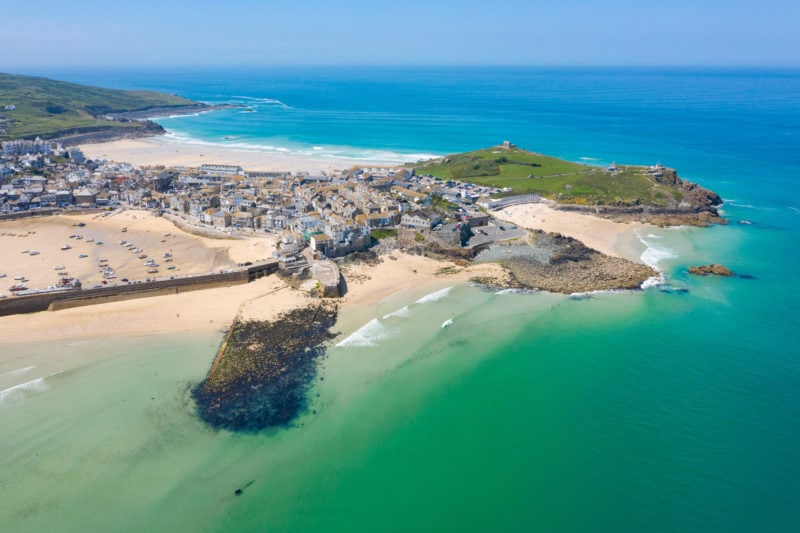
left=2, top=67, right=800, bottom=531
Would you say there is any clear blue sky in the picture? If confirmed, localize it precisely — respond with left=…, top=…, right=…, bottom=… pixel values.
left=2, top=0, right=798, bottom=69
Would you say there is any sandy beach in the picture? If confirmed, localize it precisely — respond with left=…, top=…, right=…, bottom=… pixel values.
left=0, top=209, right=277, bottom=295
left=0, top=207, right=505, bottom=345
left=79, top=137, right=384, bottom=173
left=495, top=203, right=648, bottom=262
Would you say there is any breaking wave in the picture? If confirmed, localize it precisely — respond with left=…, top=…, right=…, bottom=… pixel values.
left=414, top=287, right=452, bottom=305
left=382, top=306, right=411, bottom=320
left=0, top=377, right=48, bottom=405
left=336, top=319, right=394, bottom=347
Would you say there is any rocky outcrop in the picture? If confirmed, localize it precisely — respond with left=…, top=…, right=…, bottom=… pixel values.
left=53, top=120, right=166, bottom=146
left=102, top=103, right=241, bottom=121
left=688, top=264, right=734, bottom=276
left=474, top=231, right=658, bottom=294
left=193, top=303, right=338, bottom=432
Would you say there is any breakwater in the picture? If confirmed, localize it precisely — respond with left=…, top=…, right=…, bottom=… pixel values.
left=0, top=262, right=278, bottom=317
left=193, top=303, right=339, bottom=432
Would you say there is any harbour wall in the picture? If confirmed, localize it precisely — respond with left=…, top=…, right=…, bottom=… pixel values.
left=0, top=261, right=278, bottom=317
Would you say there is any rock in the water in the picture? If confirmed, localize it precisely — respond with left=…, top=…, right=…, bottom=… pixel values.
left=688, top=264, right=734, bottom=276
left=193, top=303, right=338, bottom=432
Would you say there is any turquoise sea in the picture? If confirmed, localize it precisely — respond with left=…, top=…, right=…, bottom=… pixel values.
left=2, top=67, right=800, bottom=531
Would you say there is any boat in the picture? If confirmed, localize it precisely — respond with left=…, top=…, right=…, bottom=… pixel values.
left=61, top=244, right=71, bottom=250
left=13, top=276, right=26, bottom=281
left=20, top=249, right=29, bottom=253
left=75, top=222, right=86, bottom=227
left=29, top=251, right=39, bottom=256
left=86, top=238, right=94, bottom=243
left=121, top=227, right=128, bottom=232
left=138, top=254, right=147, bottom=259
left=166, top=266, right=176, bottom=270
left=147, top=268, right=159, bottom=274
left=96, top=241, right=104, bottom=245
left=9, top=284, right=28, bottom=292
left=75, top=235, right=83, bottom=240
left=0, top=273, right=6, bottom=278
left=164, top=258, right=173, bottom=262
left=53, top=266, right=65, bottom=270
left=78, top=254, right=88, bottom=258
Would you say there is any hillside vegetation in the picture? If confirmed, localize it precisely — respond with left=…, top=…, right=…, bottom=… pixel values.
left=0, top=73, right=200, bottom=140
left=410, top=147, right=686, bottom=207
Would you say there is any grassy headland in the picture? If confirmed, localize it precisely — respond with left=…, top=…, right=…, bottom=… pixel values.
left=410, top=146, right=691, bottom=207
left=0, top=73, right=204, bottom=141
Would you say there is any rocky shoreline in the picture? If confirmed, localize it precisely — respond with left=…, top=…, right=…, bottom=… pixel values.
left=473, top=230, right=657, bottom=293
left=192, top=302, right=338, bottom=432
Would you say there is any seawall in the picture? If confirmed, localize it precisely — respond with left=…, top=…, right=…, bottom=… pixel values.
left=0, top=262, right=278, bottom=317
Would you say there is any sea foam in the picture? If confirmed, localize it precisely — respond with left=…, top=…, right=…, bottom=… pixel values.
left=414, top=287, right=452, bottom=305
left=0, top=377, right=48, bottom=405
left=336, top=319, right=393, bottom=347
left=382, top=306, right=411, bottom=320
left=636, top=230, right=676, bottom=269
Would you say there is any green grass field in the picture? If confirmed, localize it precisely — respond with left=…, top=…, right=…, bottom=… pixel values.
left=410, top=147, right=683, bottom=206
left=0, top=73, right=199, bottom=140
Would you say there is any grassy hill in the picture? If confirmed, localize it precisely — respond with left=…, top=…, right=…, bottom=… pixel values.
left=0, top=73, right=201, bottom=140
left=409, top=146, right=686, bottom=207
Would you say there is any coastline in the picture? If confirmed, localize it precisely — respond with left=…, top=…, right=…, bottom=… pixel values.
left=0, top=202, right=509, bottom=347
left=79, top=136, right=395, bottom=173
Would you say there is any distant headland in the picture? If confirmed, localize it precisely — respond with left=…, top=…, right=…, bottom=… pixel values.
left=0, top=73, right=237, bottom=144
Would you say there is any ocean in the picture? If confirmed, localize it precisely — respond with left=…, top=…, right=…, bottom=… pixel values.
left=2, top=67, right=800, bottom=531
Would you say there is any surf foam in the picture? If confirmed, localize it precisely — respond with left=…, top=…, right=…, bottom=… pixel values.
left=382, top=306, right=411, bottom=320
left=414, top=287, right=452, bottom=305
left=0, top=377, right=48, bottom=405
left=336, top=319, right=393, bottom=348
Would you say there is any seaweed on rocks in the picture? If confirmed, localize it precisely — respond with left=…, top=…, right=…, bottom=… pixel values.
left=192, top=303, right=338, bottom=432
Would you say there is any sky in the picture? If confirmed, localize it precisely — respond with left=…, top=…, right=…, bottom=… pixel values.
left=1, top=0, right=798, bottom=70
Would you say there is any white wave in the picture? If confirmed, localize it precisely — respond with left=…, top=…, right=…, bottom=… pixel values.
left=382, top=306, right=411, bottom=320
left=441, top=318, right=454, bottom=328
left=336, top=319, right=393, bottom=347
left=231, top=96, right=292, bottom=109
left=579, top=156, right=599, bottom=161
left=151, top=110, right=215, bottom=120
left=640, top=244, right=675, bottom=269
left=0, top=365, right=35, bottom=378
left=157, top=132, right=440, bottom=165
left=646, top=234, right=662, bottom=239
left=0, top=377, right=48, bottom=404
left=636, top=229, right=676, bottom=270
left=789, top=206, right=800, bottom=214
left=641, top=273, right=667, bottom=289
left=415, top=287, right=452, bottom=305
left=496, top=288, right=526, bottom=295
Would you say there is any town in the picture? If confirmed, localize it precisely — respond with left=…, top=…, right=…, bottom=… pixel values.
left=1, top=137, right=535, bottom=270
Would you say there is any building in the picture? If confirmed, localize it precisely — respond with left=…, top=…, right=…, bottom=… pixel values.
left=401, top=210, right=439, bottom=229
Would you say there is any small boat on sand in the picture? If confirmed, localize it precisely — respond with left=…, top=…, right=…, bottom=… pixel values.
left=61, top=244, right=71, bottom=250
